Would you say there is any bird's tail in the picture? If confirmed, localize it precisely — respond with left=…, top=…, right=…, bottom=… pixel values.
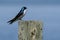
left=7, top=19, right=15, bottom=24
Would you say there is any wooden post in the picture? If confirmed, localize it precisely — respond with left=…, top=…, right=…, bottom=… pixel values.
left=18, top=20, right=43, bottom=40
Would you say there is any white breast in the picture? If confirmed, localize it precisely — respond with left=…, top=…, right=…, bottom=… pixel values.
left=24, top=9, right=27, bottom=14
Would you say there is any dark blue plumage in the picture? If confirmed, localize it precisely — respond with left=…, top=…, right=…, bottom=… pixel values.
left=7, top=7, right=27, bottom=24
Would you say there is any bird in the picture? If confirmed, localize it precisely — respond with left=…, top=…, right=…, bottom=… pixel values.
left=7, top=6, right=27, bottom=24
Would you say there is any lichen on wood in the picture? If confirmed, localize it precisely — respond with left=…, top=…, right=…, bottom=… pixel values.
left=18, top=20, right=43, bottom=40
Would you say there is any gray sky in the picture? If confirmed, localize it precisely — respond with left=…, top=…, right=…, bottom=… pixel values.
left=0, top=0, right=60, bottom=5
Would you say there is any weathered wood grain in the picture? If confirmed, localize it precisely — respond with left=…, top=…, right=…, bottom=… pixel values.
left=18, top=20, right=43, bottom=40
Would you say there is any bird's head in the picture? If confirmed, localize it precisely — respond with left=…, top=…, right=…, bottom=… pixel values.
left=21, top=6, right=27, bottom=11
left=23, top=7, right=27, bottom=10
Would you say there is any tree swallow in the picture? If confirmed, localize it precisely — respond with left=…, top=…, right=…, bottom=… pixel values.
left=7, top=6, right=27, bottom=24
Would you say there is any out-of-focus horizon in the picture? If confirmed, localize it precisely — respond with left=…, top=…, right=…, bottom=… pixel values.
left=0, top=0, right=60, bottom=40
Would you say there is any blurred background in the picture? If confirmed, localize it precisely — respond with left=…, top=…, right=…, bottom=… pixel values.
left=0, top=0, right=60, bottom=40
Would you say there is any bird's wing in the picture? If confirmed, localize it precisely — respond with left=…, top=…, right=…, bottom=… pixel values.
left=13, top=10, right=23, bottom=20
left=7, top=12, right=23, bottom=24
